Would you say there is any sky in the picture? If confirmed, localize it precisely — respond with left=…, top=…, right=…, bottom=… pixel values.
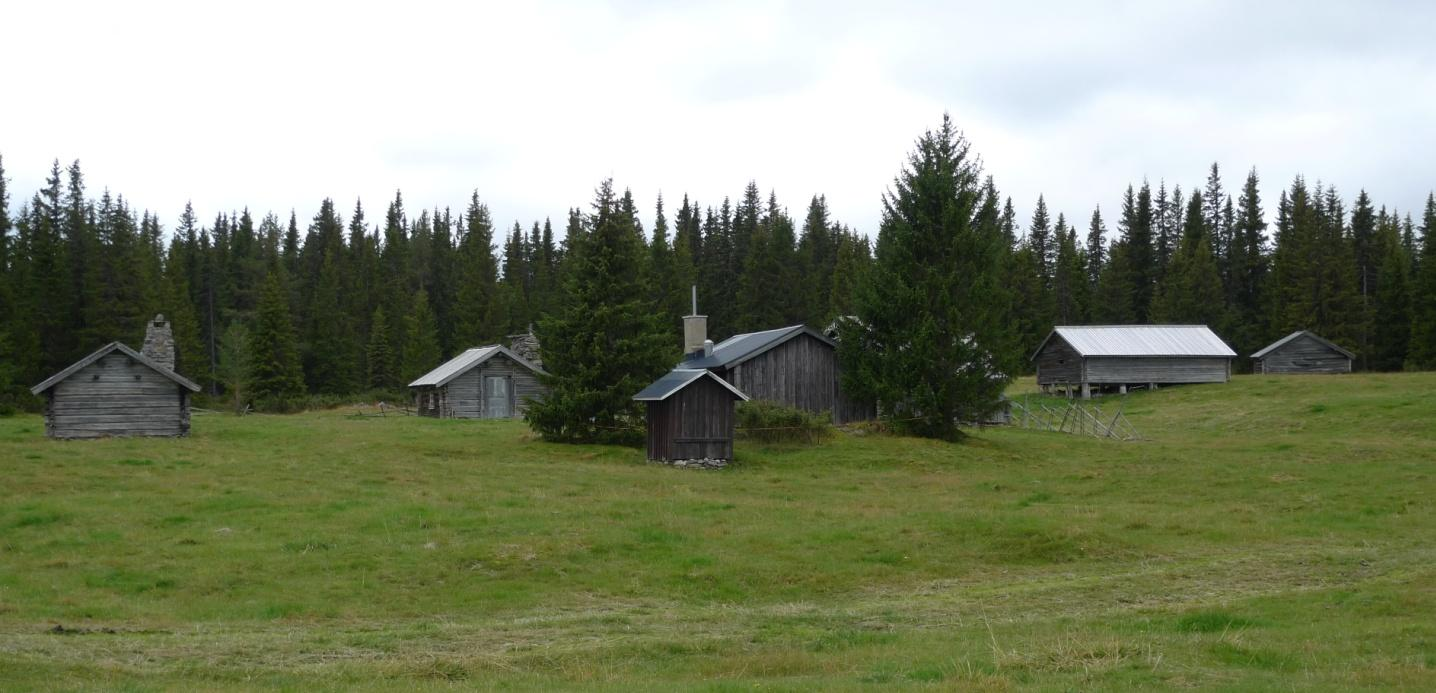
left=2, top=0, right=1434, bottom=240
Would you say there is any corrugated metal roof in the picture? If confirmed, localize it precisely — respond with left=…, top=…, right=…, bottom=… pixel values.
left=31, top=341, right=201, bottom=394
left=1037, top=325, right=1236, bottom=359
left=407, top=345, right=546, bottom=388
left=633, top=369, right=749, bottom=401
left=1251, top=330, right=1355, bottom=359
left=682, top=324, right=834, bottom=369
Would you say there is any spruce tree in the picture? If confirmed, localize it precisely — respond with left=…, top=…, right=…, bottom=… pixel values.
left=1370, top=212, right=1411, bottom=371
left=1408, top=194, right=1436, bottom=369
left=839, top=115, right=1016, bottom=439
left=1052, top=214, right=1088, bottom=324
left=217, top=321, right=253, bottom=412
left=526, top=179, right=671, bottom=444
left=248, top=271, right=305, bottom=405
left=454, top=192, right=500, bottom=345
left=1227, top=168, right=1269, bottom=362
left=1152, top=191, right=1226, bottom=326
left=1085, top=206, right=1107, bottom=290
left=401, top=290, right=442, bottom=384
left=1027, top=195, right=1053, bottom=282
left=366, top=306, right=398, bottom=390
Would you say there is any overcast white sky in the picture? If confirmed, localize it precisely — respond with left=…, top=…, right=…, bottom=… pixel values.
left=3, top=0, right=1433, bottom=239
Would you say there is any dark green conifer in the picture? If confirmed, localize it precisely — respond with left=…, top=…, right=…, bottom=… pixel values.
left=248, top=271, right=305, bottom=404
left=526, top=179, right=670, bottom=444
left=839, top=115, right=1016, bottom=439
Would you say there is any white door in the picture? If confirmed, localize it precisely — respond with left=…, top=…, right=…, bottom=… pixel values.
left=485, top=376, right=510, bottom=418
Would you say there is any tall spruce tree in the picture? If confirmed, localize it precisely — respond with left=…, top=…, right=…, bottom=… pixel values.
left=1226, top=168, right=1269, bottom=361
left=248, top=271, right=304, bottom=405
left=1052, top=214, right=1088, bottom=324
left=1370, top=211, right=1411, bottom=371
left=366, top=305, right=398, bottom=390
left=839, top=115, right=1015, bottom=439
left=526, top=179, right=671, bottom=444
left=1152, top=190, right=1226, bottom=326
left=1408, top=194, right=1436, bottom=368
left=1085, top=206, right=1107, bottom=290
left=454, top=192, right=500, bottom=345
left=401, top=290, right=441, bottom=384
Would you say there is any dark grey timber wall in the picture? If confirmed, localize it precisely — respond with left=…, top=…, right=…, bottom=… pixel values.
left=724, top=332, right=873, bottom=423
left=646, top=376, right=736, bottom=461
left=1035, top=336, right=1084, bottom=386
left=1085, top=357, right=1230, bottom=384
left=1256, top=335, right=1352, bottom=374
left=45, top=352, right=189, bottom=438
left=422, top=352, right=546, bottom=419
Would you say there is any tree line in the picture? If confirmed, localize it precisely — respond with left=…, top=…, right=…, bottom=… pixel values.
left=0, top=143, right=1432, bottom=416
left=0, top=155, right=873, bottom=410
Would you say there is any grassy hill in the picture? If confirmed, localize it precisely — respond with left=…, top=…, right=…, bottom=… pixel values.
left=1, top=373, right=1433, bottom=690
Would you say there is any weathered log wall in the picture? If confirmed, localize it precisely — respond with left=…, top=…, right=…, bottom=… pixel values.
left=46, top=352, right=189, bottom=438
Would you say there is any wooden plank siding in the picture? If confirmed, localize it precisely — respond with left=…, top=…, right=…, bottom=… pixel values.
left=646, top=376, right=736, bottom=461
left=721, top=332, right=873, bottom=423
left=417, top=353, right=546, bottom=419
left=1034, top=335, right=1084, bottom=386
left=1254, top=335, right=1352, bottom=374
left=1084, top=357, right=1230, bottom=384
left=45, top=352, right=189, bottom=438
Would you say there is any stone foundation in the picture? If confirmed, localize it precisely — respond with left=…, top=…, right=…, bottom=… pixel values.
left=662, top=457, right=728, bottom=470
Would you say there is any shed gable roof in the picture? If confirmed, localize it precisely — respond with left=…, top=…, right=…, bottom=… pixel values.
left=1251, top=330, right=1355, bottom=360
left=633, top=369, right=749, bottom=402
left=407, top=344, right=547, bottom=388
left=682, top=324, right=835, bottom=369
left=31, top=341, right=202, bottom=395
left=1033, top=325, right=1236, bottom=360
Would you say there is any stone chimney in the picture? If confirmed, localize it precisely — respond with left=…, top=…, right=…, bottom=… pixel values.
left=683, top=286, right=708, bottom=359
left=142, top=314, right=176, bottom=372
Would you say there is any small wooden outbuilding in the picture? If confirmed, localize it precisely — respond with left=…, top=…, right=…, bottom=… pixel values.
left=30, top=316, right=200, bottom=439
left=1251, top=331, right=1354, bottom=374
left=1032, top=325, right=1236, bottom=398
left=634, top=368, right=749, bottom=466
left=408, top=345, right=547, bottom=419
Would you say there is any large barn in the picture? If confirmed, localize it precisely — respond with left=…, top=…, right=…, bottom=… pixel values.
left=408, top=345, right=547, bottom=419
left=1032, top=325, right=1236, bottom=398
left=1251, top=331, right=1354, bottom=374
left=30, top=315, right=201, bottom=439
left=682, top=320, right=873, bottom=424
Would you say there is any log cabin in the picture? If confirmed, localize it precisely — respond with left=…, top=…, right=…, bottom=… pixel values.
left=408, top=345, right=547, bottom=418
left=1032, top=325, right=1236, bottom=398
left=1251, top=330, right=1354, bottom=374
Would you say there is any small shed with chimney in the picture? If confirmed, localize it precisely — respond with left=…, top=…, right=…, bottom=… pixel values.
left=634, top=368, right=749, bottom=466
left=30, top=315, right=201, bottom=439
left=408, top=345, right=548, bottom=419
left=1251, top=331, right=1354, bottom=374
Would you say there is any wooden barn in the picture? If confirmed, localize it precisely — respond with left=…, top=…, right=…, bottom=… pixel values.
left=1251, top=331, right=1354, bottom=374
left=633, top=368, right=749, bottom=466
left=681, top=318, right=873, bottom=423
left=1032, top=325, right=1236, bottom=398
left=30, top=315, right=201, bottom=439
left=407, top=345, right=547, bottom=419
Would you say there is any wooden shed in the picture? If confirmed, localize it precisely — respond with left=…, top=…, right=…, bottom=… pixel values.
left=683, top=324, right=874, bottom=423
left=633, top=368, right=749, bottom=466
left=1032, top=325, right=1236, bottom=398
left=407, top=345, right=547, bottom=419
left=30, top=339, right=200, bottom=439
left=1251, top=331, right=1354, bottom=374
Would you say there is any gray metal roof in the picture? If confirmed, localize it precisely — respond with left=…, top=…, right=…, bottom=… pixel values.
left=1251, top=330, right=1355, bottom=359
left=633, top=369, right=750, bottom=401
left=1034, top=325, right=1236, bottom=360
left=682, top=324, right=835, bottom=369
left=31, top=341, right=201, bottom=394
left=407, top=344, right=546, bottom=388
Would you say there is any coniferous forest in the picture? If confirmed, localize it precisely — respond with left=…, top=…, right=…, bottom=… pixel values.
left=0, top=137, right=1434, bottom=416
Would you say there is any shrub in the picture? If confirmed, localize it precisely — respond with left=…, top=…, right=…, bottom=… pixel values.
left=736, top=401, right=832, bottom=444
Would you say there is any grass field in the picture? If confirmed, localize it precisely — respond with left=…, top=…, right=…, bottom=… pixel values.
left=1, top=373, right=1434, bottom=690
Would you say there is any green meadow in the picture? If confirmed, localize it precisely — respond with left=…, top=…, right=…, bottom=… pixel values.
left=1, top=373, right=1433, bottom=690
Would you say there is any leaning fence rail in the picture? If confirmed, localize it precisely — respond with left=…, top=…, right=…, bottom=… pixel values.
left=1008, top=396, right=1141, bottom=441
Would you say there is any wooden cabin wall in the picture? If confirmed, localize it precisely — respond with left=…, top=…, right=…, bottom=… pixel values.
left=647, top=378, right=735, bottom=461
left=1035, top=336, right=1084, bottom=386
left=1084, top=357, right=1230, bottom=384
left=433, top=353, right=547, bottom=419
left=46, top=352, right=188, bottom=438
left=1256, top=336, right=1352, bottom=374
